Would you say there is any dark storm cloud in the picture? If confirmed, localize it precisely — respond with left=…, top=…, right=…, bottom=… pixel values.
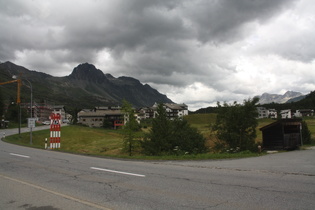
left=180, top=0, right=296, bottom=43
left=0, top=0, right=295, bottom=71
left=1, top=0, right=313, bottom=110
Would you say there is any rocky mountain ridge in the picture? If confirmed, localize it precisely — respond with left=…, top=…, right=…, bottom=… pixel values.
left=0, top=61, right=173, bottom=109
left=257, top=91, right=304, bottom=104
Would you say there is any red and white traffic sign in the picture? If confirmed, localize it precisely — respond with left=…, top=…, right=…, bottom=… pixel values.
left=49, top=113, right=61, bottom=149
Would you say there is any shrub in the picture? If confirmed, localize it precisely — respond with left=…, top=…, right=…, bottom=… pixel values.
left=141, top=103, right=207, bottom=155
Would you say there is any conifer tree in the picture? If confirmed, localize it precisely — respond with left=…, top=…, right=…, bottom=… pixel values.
left=213, top=98, right=259, bottom=151
left=122, top=100, right=140, bottom=156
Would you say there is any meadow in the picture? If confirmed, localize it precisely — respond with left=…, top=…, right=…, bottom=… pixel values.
left=3, top=114, right=315, bottom=159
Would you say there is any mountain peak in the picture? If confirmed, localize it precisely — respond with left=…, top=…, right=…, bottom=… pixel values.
left=283, top=91, right=302, bottom=97
left=69, top=63, right=105, bottom=83
left=258, top=91, right=303, bottom=104
left=1, top=61, right=173, bottom=108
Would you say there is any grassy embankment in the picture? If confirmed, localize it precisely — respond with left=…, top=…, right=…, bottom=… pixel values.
left=3, top=114, right=315, bottom=159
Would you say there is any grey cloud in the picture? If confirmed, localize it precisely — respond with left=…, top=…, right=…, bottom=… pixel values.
left=183, top=0, right=297, bottom=43
left=261, top=32, right=315, bottom=63
left=0, top=0, right=313, bottom=110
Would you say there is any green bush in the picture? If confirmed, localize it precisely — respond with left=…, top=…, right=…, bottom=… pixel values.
left=302, top=120, right=312, bottom=144
left=141, top=103, right=207, bottom=155
left=212, top=98, right=259, bottom=151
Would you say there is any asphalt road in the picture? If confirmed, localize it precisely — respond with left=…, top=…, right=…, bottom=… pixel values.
left=1, top=127, right=315, bottom=210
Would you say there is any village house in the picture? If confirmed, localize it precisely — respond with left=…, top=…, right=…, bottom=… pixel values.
left=294, top=109, right=314, bottom=117
left=52, top=105, right=66, bottom=121
left=77, top=103, right=189, bottom=128
left=136, top=107, right=155, bottom=122
left=37, top=103, right=53, bottom=122
left=257, top=107, right=314, bottom=119
left=256, top=107, right=277, bottom=119
left=152, top=103, right=188, bottom=120
left=257, top=107, right=268, bottom=119
left=20, top=101, right=51, bottom=122
left=22, top=102, right=70, bottom=123
left=280, top=109, right=292, bottom=119
left=268, top=109, right=277, bottom=118
left=77, top=106, right=124, bottom=128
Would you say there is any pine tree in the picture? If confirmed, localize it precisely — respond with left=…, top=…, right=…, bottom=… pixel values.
left=301, top=120, right=312, bottom=144
left=142, top=103, right=207, bottom=155
left=213, top=98, right=259, bottom=151
left=142, top=103, right=173, bottom=155
left=122, top=100, right=141, bottom=156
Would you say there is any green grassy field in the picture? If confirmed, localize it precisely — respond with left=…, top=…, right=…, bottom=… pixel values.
left=3, top=114, right=315, bottom=159
left=3, top=126, right=125, bottom=156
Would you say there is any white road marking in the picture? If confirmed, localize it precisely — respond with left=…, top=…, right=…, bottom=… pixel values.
left=0, top=174, right=111, bottom=210
left=9, top=153, right=30, bottom=158
left=90, top=167, right=146, bottom=177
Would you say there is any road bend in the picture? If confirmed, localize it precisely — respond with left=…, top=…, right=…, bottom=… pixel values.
left=1, top=127, right=315, bottom=209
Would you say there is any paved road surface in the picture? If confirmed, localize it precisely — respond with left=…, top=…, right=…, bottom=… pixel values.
left=1, top=127, right=315, bottom=209
left=1, top=125, right=51, bottom=137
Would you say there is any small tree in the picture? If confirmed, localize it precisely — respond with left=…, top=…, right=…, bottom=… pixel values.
left=301, top=120, right=312, bottom=144
left=212, top=98, right=259, bottom=151
left=122, top=100, right=141, bottom=156
left=102, top=118, right=113, bottom=128
left=142, top=103, right=173, bottom=155
left=5, top=102, right=28, bottom=124
left=142, top=103, right=207, bottom=155
left=171, top=118, right=207, bottom=155
left=68, top=107, right=79, bottom=125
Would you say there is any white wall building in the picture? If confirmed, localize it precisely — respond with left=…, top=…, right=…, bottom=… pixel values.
left=280, top=109, right=292, bottom=119
left=152, top=103, right=189, bottom=120
left=294, top=109, right=314, bottom=117
left=257, top=107, right=277, bottom=119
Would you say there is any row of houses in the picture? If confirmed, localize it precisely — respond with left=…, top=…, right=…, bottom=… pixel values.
left=257, top=107, right=314, bottom=119
left=258, top=108, right=314, bottom=150
left=77, top=103, right=188, bottom=128
left=1, top=102, right=70, bottom=128
left=31, top=104, right=69, bottom=123
left=1, top=101, right=188, bottom=128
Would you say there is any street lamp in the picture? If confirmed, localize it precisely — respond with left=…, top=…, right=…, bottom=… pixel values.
left=12, top=75, right=21, bottom=136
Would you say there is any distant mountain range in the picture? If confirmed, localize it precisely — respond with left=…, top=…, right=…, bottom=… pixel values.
left=0, top=61, right=173, bottom=109
left=257, top=91, right=305, bottom=104
left=195, top=90, right=314, bottom=114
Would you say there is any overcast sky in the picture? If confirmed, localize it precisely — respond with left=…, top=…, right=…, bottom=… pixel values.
left=1, top=0, right=315, bottom=110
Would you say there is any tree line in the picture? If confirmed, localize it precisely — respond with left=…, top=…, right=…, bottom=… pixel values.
left=122, top=101, right=207, bottom=156
left=121, top=99, right=261, bottom=156
left=122, top=98, right=312, bottom=156
left=1, top=90, right=312, bottom=155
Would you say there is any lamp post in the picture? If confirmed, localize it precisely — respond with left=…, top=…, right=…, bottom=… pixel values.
left=25, top=79, right=33, bottom=145
left=12, top=75, right=21, bottom=135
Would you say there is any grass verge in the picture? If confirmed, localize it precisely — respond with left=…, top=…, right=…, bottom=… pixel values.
left=3, top=114, right=314, bottom=160
left=2, top=124, right=264, bottom=160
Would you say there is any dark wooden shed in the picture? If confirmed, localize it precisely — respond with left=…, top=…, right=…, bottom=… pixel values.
left=260, top=119, right=302, bottom=150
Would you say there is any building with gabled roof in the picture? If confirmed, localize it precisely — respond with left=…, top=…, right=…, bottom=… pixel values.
left=78, top=109, right=124, bottom=128
left=260, top=119, right=302, bottom=150
left=152, top=102, right=188, bottom=120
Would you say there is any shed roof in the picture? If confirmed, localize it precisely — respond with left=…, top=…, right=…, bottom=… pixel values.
left=260, top=119, right=302, bottom=131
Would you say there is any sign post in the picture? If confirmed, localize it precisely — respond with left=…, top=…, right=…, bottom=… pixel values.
left=28, top=118, right=36, bottom=128
left=28, top=118, right=36, bottom=145
left=49, top=113, right=61, bottom=149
